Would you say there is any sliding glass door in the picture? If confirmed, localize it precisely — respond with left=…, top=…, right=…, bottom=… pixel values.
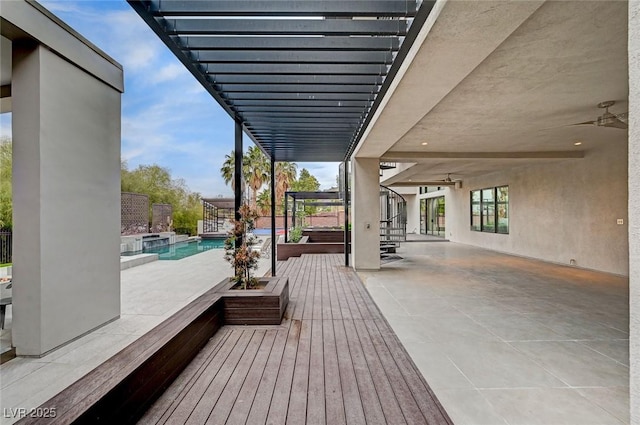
left=421, top=197, right=445, bottom=237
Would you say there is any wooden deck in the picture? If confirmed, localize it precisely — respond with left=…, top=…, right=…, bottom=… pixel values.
left=139, top=254, right=452, bottom=425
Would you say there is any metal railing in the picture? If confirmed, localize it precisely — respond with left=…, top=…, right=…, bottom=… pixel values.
left=380, top=185, right=407, bottom=252
left=0, top=230, right=12, bottom=264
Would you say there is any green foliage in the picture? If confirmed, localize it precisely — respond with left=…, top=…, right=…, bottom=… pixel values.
left=219, top=147, right=269, bottom=210
left=275, top=161, right=297, bottom=213
left=0, top=138, right=12, bottom=229
left=224, top=205, right=261, bottom=289
left=291, top=168, right=320, bottom=192
left=121, top=162, right=203, bottom=235
left=244, top=146, right=269, bottom=210
left=289, top=226, right=303, bottom=243
left=291, top=168, right=321, bottom=217
left=0, top=146, right=202, bottom=234
left=256, top=188, right=271, bottom=216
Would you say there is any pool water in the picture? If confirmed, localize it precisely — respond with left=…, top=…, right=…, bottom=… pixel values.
left=142, top=239, right=225, bottom=260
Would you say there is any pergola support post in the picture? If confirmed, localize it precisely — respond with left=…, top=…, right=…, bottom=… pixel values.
left=234, top=118, right=243, bottom=249
left=344, top=160, right=350, bottom=267
left=271, top=157, right=276, bottom=276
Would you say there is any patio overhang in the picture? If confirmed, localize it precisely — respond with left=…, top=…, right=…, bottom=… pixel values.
left=127, top=0, right=435, bottom=162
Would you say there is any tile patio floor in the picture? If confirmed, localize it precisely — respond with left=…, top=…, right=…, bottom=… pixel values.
left=359, top=241, right=629, bottom=425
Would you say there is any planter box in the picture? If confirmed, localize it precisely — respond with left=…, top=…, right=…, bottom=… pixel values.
left=302, top=229, right=349, bottom=243
left=277, top=242, right=347, bottom=261
left=213, top=276, right=289, bottom=325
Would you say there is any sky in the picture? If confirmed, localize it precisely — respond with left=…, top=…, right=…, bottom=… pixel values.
left=1, top=0, right=340, bottom=196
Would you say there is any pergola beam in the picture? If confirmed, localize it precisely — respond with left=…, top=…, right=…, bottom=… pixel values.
left=178, top=36, right=400, bottom=51
left=152, top=1, right=417, bottom=17
left=167, top=18, right=408, bottom=36
left=233, top=99, right=371, bottom=108
left=230, top=92, right=375, bottom=101
left=205, top=63, right=388, bottom=75
left=193, top=50, right=393, bottom=64
left=208, top=74, right=384, bottom=85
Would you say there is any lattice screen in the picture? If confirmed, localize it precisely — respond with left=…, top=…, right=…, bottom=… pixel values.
left=151, top=203, right=173, bottom=233
left=121, top=192, right=149, bottom=235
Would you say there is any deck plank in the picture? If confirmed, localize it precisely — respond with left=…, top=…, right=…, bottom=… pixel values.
left=325, top=256, right=342, bottom=321
left=332, top=319, right=366, bottom=425
left=206, top=330, right=269, bottom=424
left=264, top=320, right=301, bottom=425
left=161, top=329, right=245, bottom=425
left=285, top=319, right=312, bottom=425
left=137, top=328, right=232, bottom=425
left=302, top=256, right=317, bottom=321
left=323, top=319, right=347, bottom=425
left=140, top=254, right=452, bottom=425
left=244, top=327, right=289, bottom=425
left=183, top=330, right=254, bottom=425
left=224, top=329, right=278, bottom=425
left=307, top=319, right=326, bottom=424
left=341, top=319, right=387, bottom=425
left=363, top=320, right=427, bottom=425
left=352, top=319, right=408, bottom=425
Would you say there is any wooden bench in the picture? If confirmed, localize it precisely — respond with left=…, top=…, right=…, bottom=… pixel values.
left=18, top=289, right=225, bottom=425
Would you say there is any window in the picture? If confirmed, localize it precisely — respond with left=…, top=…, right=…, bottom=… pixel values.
left=496, top=186, right=509, bottom=234
left=471, top=191, right=481, bottom=231
left=420, top=199, right=426, bottom=233
left=470, top=186, right=508, bottom=234
left=420, top=186, right=443, bottom=194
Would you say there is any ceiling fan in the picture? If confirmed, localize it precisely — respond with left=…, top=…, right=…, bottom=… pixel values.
left=572, top=100, right=628, bottom=130
left=435, top=173, right=460, bottom=184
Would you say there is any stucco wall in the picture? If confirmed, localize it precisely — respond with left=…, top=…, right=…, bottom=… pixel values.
left=444, top=143, right=628, bottom=276
left=628, top=0, right=639, bottom=421
left=404, top=194, right=419, bottom=234
left=12, top=44, right=121, bottom=355
left=352, top=158, right=381, bottom=270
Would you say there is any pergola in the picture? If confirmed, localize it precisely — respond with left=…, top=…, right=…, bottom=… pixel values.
left=283, top=190, right=344, bottom=241
left=128, top=0, right=436, bottom=273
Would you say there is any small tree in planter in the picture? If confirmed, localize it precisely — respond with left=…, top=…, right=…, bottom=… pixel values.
left=224, top=204, right=261, bottom=289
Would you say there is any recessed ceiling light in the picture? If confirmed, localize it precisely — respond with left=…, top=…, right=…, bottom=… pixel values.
left=421, top=142, right=428, bottom=146
left=574, top=141, right=582, bottom=146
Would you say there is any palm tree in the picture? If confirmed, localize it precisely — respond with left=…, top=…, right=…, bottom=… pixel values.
left=244, top=146, right=269, bottom=209
left=220, top=151, right=237, bottom=191
left=220, top=150, right=248, bottom=200
left=256, top=189, right=271, bottom=216
left=275, top=162, right=297, bottom=213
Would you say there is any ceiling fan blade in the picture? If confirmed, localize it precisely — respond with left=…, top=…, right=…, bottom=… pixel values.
left=614, top=112, right=628, bottom=121
left=570, top=120, right=596, bottom=126
left=603, top=117, right=628, bottom=129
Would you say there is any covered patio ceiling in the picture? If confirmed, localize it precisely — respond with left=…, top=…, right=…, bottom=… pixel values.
left=128, top=0, right=435, bottom=162
left=361, top=1, right=628, bottom=186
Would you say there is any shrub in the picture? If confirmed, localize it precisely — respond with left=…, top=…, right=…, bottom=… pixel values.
left=289, top=226, right=303, bottom=243
left=224, top=205, right=261, bottom=289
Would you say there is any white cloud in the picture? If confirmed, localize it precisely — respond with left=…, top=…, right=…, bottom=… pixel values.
left=151, top=63, right=185, bottom=84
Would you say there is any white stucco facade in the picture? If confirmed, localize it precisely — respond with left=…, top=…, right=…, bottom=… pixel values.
left=351, top=158, right=381, bottom=270
left=443, top=143, right=628, bottom=276
left=628, top=0, right=639, bottom=422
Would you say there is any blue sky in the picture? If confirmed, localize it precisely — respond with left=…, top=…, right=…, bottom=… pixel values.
left=2, top=0, right=340, bottom=196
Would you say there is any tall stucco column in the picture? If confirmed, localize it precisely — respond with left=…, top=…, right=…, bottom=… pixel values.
left=12, top=42, right=121, bottom=355
left=629, top=1, right=639, bottom=422
left=351, top=157, right=380, bottom=270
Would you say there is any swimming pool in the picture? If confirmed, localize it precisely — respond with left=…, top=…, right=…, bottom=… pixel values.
left=136, top=239, right=225, bottom=260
